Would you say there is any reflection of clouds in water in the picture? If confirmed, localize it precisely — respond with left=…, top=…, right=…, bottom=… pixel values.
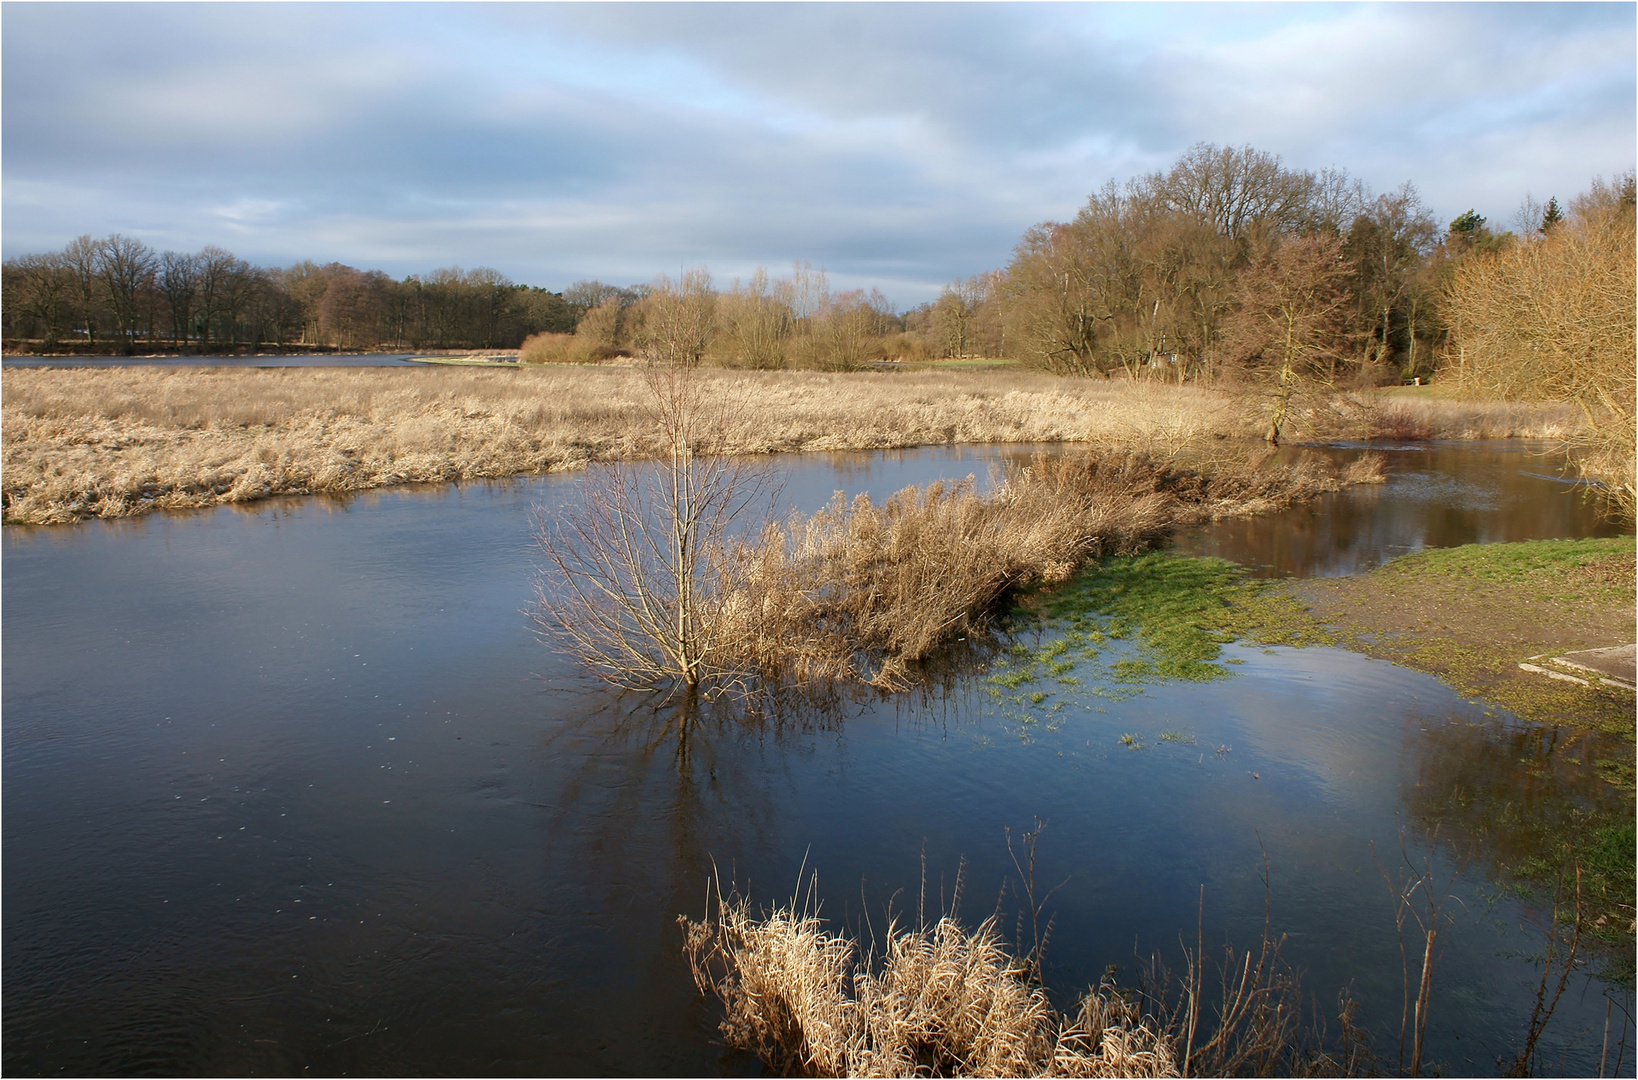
left=769, top=444, right=1056, bottom=518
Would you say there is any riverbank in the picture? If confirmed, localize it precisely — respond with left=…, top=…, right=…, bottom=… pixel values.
left=1, top=365, right=1584, bottom=524
left=1267, top=536, right=1637, bottom=739
left=1264, top=537, right=1638, bottom=975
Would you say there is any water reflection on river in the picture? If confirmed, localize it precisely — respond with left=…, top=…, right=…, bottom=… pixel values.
left=3, top=442, right=1632, bottom=1075
left=1170, top=441, right=1627, bottom=576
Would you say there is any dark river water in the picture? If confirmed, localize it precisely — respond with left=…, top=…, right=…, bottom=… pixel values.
left=3, top=442, right=1632, bottom=1075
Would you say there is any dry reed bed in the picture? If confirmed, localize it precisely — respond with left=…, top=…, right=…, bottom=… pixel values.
left=1357, top=393, right=1585, bottom=442
left=681, top=901, right=1175, bottom=1078
left=537, top=449, right=1383, bottom=696
left=1, top=365, right=1577, bottom=525
left=715, top=452, right=1384, bottom=689
left=681, top=889, right=1364, bottom=1078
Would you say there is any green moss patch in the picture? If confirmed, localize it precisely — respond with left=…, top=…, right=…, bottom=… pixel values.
left=986, top=552, right=1313, bottom=718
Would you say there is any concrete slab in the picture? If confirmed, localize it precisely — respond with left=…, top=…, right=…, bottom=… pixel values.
left=1553, top=644, right=1636, bottom=686
left=1518, top=644, right=1637, bottom=692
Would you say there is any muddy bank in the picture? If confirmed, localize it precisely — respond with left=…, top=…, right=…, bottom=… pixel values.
left=1263, top=537, right=1637, bottom=738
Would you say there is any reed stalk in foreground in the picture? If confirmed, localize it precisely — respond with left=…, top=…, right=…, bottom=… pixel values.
left=680, top=869, right=1367, bottom=1078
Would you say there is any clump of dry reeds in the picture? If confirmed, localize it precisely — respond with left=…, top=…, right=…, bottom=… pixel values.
left=711, top=450, right=1382, bottom=689
left=680, top=875, right=1370, bottom=1078
left=680, top=893, right=1175, bottom=1078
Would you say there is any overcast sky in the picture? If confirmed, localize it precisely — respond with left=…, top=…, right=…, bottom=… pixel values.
left=3, top=2, right=1633, bottom=305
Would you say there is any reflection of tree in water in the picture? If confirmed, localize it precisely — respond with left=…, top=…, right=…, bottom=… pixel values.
left=1175, top=444, right=1624, bottom=577
left=531, top=643, right=997, bottom=933
left=540, top=635, right=999, bottom=847
left=510, top=635, right=1014, bottom=1065
left=1399, top=712, right=1635, bottom=982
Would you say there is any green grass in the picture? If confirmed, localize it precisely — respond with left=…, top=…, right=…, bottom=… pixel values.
left=1386, top=535, right=1634, bottom=589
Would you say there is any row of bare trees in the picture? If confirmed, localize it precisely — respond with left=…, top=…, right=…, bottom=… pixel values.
left=2, top=238, right=578, bottom=353
left=988, top=145, right=1451, bottom=383
left=907, top=145, right=1633, bottom=400
left=8, top=144, right=1629, bottom=394
left=522, top=262, right=901, bottom=371
left=527, top=147, right=1591, bottom=390
left=548, top=144, right=1605, bottom=385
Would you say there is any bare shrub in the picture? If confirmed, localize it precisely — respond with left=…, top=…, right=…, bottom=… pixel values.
left=1216, top=233, right=1357, bottom=446
left=720, top=268, right=792, bottom=369
left=881, top=332, right=931, bottom=363
left=573, top=297, right=624, bottom=356
left=519, top=332, right=575, bottom=364
left=1445, top=178, right=1636, bottom=516
left=631, top=268, right=717, bottom=368
left=533, top=362, right=771, bottom=695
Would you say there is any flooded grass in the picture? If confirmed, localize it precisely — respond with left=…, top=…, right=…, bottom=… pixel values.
left=1278, top=536, right=1636, bottom=734
left=983, top=551, right=1328, bottom=717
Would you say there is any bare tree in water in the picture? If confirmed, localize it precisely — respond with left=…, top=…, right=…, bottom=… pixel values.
left=534, top=279, right=770, bottom=697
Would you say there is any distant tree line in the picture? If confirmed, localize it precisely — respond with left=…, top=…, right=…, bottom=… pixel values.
left=1, top=239, right=582, bottom=353
left=538, top=144, right=1633, bottom=391
left=7, top=144, right=1632, bottom=386
left=520, top=262, right=904, bottom=371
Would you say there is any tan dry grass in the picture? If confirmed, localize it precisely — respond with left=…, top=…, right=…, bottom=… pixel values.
left=1, top=364, right=1562, bottom=524
left=680, top=896, right=1175, bottom=1078
left=681, top=872, right=1373, bottom=1079
left=0, top=366, right=1250, bottom=524
left=1347, top=392, right=1586, bottom=442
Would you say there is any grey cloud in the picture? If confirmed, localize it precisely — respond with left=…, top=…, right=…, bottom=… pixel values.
left=3, top=3, right=1633, bottom=303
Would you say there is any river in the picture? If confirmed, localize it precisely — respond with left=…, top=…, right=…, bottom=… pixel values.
left=3, top=441, right=1631, bottom=1075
